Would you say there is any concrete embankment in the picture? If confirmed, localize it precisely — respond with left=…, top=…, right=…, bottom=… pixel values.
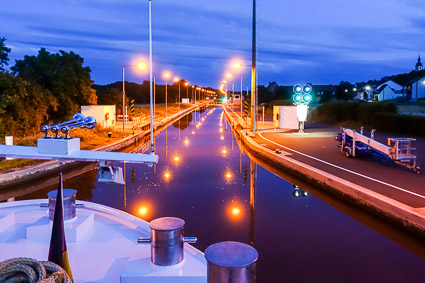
left=0, top=103, right=209, bottom=189
left=222, top=105, right=425, bottom=237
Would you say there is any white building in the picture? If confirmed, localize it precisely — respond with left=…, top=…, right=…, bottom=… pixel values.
left=81, top=105, right=116, bottom=128
left=376, top=80, right=403, bottom=94
left=411, top=77, right=425, bottom=101
left=374, top=84, right=400, bottom=101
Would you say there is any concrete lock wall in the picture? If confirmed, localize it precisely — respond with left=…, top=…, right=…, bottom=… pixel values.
left=81, top=105, right=116, bottom=128
left=273, top=106, right=298, bottom=129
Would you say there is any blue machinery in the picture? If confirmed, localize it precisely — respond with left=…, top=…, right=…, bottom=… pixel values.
left=335, top=127, right=420, bottom=174
left=0, top=114, right=159, bottom=184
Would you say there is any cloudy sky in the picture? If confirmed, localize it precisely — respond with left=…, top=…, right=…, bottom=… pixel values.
left=1, top=0, right=424, bottom=90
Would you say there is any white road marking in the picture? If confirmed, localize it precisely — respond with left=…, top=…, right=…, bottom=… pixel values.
left=258, top=132, right=425, bottom=200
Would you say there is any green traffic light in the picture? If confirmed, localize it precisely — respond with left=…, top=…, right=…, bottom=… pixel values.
left=293, top=94, right=302, bottom=103
left=303, top=93, right=312, bottom=103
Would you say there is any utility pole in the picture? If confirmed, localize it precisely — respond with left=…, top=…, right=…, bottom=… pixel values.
left=251, top=0, right=257, bottom=132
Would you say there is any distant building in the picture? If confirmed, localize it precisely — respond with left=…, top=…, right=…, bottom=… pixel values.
left=374, top=84, right=398, bottom=101
left=416, top=55, right=423, bottom=72
left=411, top=77, right=425, bottom=101
left=376, top=80, right=403, bottom=94
left=81, top=105, right=115, bottom=128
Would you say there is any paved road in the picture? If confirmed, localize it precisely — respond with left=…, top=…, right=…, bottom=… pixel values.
left=227, top=104, right=425, bottom=209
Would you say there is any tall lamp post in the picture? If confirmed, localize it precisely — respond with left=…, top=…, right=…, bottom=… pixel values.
left=184, top=82, right=189, bottom=101
left=163, top=72, right=170, bottom=116
left=174, top=77, right=181, bottom=110
left=251, top=0, right=257, bottom=132
left=122, top=63, right=145, bottom=132
left=225, top=73, right=234, bottom=103
left=192, top=85, right=195, bottom=104
left=148, top=0, right=154, bottom=153
left=233, top=62, right=249, bottom=119
left=222, top=80, right=228, bottom=102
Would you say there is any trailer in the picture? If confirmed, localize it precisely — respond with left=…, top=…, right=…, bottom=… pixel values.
left=335, top=127, right=420, bottom=174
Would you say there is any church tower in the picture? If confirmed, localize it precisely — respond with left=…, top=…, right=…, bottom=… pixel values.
left=416, top=55, right=423, bottom=71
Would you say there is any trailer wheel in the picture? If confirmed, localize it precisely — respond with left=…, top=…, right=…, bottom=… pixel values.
left=344, top=147, right=352, bottom=158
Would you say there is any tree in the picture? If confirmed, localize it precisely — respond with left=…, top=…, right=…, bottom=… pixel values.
left=0, top=37, right=11, bottom=72
left=335, top=81, right=355, bottom=100
left=96, top=87, right=128, bottom=115
left=12, top=48, right=97, bottom=120
left=0, top=72, right=56, bottom=136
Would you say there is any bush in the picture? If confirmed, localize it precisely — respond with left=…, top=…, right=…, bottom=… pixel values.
left=373, top=113, right=425, bottom=136
left=312, top=101, right=397, bottom=127
left=311, top=101, right=358, bottom=123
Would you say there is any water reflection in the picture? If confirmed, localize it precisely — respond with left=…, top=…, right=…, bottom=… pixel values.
left=8, top=106, right=425, bottom=282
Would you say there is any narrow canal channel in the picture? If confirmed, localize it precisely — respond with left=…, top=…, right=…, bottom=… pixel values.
left=10, top=106, right=425, bottom=282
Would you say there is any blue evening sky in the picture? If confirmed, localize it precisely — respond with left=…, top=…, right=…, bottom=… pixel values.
left=1, top=0, right=424, bottom=90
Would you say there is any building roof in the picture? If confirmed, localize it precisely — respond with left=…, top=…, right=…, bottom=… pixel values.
left=377, top=80, right=403, bottom=91
left=416, top=56, right=423, bottom=68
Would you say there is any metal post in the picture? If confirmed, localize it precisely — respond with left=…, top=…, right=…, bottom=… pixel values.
left=251, top=0, right=257, bottom=133
left=165, top=79, right=168, bottom=117
left=149, top=0, right=154, bottom=153
left=205, top=241, right=258, bottom=283
left=178, top=82, right=181, bottom=110
left=232, top=82, right=234, bottom=103
left=240, top=76, right=243, bottom=118
left=122, top=67, right=125, bottom=132
left=262, top=106, right=264, bottom=125
left=153, top=76, right=156, bottom=117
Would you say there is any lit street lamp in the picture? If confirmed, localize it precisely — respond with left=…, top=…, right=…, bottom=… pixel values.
left=185, top=82, right=189, bottom=101
left=122, top=63, right=145, bottom=132
left=233, top=61, right=249, bottom=118
left=174, top=77, right=181, bottom=110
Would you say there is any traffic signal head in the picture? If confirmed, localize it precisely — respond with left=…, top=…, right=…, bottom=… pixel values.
left=302, top=84, right=312, bottom=94
left=303, top=93, right=312, bottom=103
left=293, top=94, right=303, bottom=103
left=293, top=84, right=303, bottom=94
left=292, top=84, right=313, bottom=104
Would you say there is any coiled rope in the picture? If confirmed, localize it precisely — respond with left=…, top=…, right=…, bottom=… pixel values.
left=0, top=257, right=71, bottom=283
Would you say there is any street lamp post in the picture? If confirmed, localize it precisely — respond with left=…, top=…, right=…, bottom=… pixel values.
left=122, top=63, right=145, bottom=132
left=148, top=0, right=154, bottom=153
left=185, top=82, right=189, bottom=101
left=251, top=0, right=257, bottom=132
left=233, top=62, right=249, bottom=119
left=122, top=66, right=126, bottom=133
left=174, top=78, right=181, bottom=110
left=163, top=73, right=170, bottom=116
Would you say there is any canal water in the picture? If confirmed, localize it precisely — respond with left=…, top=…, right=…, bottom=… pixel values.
left=12, top=106, right=425, bottom=282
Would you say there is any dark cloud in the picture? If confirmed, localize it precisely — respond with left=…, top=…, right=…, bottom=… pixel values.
left=1, top=0, right=423, bottom=88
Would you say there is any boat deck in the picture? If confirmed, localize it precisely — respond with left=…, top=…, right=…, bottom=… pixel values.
left=0, top=200, right=207, bottom=282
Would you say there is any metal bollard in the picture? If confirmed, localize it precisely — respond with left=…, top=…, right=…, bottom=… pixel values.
left=5, top=136, right=13, bottom=160
left=47, top=189, right=77, bottom=221
left=204, top=241, right=258, bottom=283
left=137, top=217, right=197, bottom=266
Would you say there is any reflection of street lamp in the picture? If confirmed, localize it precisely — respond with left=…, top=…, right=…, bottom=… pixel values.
left=163, top=171, right=171, bottom=181
left=122, top=63, right=146, bottom=132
